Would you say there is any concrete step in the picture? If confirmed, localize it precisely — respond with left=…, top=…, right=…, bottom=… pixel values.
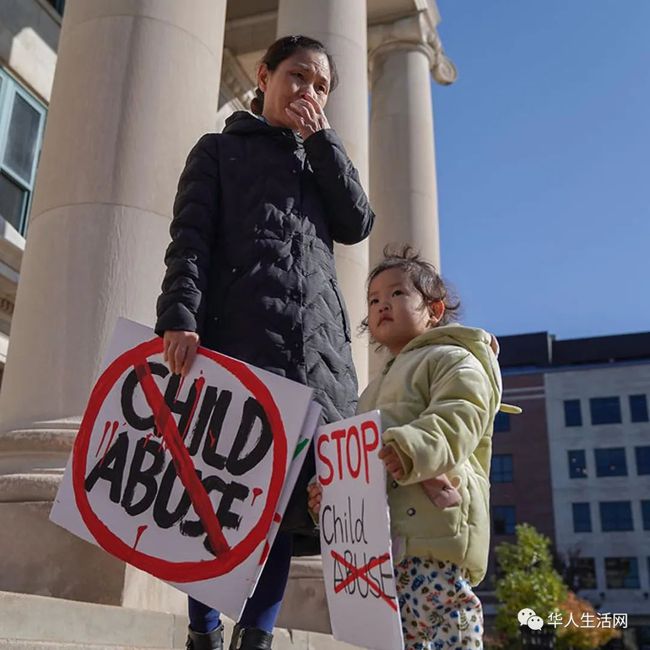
left=0, top=635, right=362, bottom=650
left=0, top=591, right=363, bottom=650
left=0, top=590, right=185, bottom=649
left=0, top=639, right=175, bottom=650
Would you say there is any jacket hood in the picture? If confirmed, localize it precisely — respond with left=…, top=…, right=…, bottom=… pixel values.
left=398, top=324, right=521, bottom=414
left=223, top=110, right=301, bottom=143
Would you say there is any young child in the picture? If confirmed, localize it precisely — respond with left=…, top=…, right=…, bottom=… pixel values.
left=309, top=246, right=514, bottom=650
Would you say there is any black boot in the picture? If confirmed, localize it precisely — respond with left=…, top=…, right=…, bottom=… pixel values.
left=229, top=624, right=273, bottom=650
left=186, top=624, right=224, bottom=650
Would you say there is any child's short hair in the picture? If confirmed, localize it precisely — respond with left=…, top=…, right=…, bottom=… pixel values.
left=360, top=244, right=461, bottom=334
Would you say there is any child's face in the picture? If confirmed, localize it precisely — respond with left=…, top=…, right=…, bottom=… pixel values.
left=257, top=49, right=331, bottom=129
left=367, top=268, right=442, bottom=356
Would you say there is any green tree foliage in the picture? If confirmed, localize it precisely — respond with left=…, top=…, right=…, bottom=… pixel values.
left=494, top=524, right=567, bottom=644
left=493, top=524, right=621, bottom=650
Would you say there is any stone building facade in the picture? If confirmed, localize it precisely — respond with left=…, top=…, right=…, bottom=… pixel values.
left=0, top=1, right=454, bottom=647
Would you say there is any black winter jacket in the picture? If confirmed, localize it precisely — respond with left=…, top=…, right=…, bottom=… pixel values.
left=155, top=111, right=375, bottom=553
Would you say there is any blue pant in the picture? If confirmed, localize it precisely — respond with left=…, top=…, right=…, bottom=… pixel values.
left=188, top=532, right=293, bottom=634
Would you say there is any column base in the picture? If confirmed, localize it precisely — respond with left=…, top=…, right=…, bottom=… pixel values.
left=0, top=590, right=359, bottom=649
left=0, top=427, right=331, bottom=630
left=0, top=426, right=185, bottom=613
left=277, top=556, right=331, bottom=634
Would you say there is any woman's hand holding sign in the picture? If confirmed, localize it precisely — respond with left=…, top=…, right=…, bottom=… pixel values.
left=163, top=330, right=199, bottom=376
left=284, top=94, right=330, bottom=140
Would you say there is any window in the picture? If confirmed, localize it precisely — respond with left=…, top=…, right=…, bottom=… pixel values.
left=568, top=449, right=587, bottom=478
left=569, top=557, right=597, bottom=590
left=642, top=500, right=650, bottom=531
left=483, top=558, right=503, bottom=590
left=493, top=506, right=516, bottom=535
left=594, top=448, right=627, bottom=477
left=0, top=69, right=47, bottom=235
left=600, top=501, right=633, bottom=531
left=46, top=0, right=65, bottom=14
left=638, top=625, right=650, bottom=650
left=494, top=411, right=510, bottom=433
left=572, top=503, right=592, bottom=532
left=564, top=399, right=582, bottom=427
left=605, top=557, right=640, bottom=589
left=491, top=454, right=513, bottom=483
left=590, top=397, right=622, bottom=425
left=636, top=446, right=650, bottom=475
left=630, top=395, right=649, bottom=423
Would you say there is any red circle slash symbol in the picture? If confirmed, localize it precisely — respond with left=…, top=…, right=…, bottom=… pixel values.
left=72, top=337, right=287, bottom=583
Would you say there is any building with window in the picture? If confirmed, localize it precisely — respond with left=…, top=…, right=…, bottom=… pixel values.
left=492, top=330, right=650, bottom=643
left=0, top=1, right=57, bottom=382
left=544, top=333, right=650, bottom=628
left=479, top=343, right=556, bottom=615
left=490, top=367, right=556, bottom=549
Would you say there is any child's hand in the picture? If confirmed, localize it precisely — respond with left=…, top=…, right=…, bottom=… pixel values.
left=307, top=482, right=322, bottom=516
left=379, top=445, right=405, bottom=480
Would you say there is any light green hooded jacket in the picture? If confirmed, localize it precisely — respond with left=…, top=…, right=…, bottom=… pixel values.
left=357, top=323, right=508, bottom=586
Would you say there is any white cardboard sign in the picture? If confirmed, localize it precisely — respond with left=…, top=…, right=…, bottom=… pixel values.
left=315, top=411, right=403, bottom=650
left=50, top=318, right=318, bottom=619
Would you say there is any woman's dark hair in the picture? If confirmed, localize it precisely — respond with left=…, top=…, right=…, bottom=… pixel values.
left=360, top=244, right=461, bottom=336
left=250, top=35, right=339, bottom=115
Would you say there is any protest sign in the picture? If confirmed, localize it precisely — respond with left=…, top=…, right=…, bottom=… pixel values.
left=316, top=411, right=403, bottom=650
left=50, top=318, right=317, bottom=619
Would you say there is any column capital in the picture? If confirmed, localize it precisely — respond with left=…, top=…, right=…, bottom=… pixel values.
left=368, top=11, right=457, bottom=85
left=220, top=48, right=256, bottom=106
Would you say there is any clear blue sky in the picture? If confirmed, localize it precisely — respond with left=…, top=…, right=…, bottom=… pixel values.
left=432, top=1, right=650, bottom=340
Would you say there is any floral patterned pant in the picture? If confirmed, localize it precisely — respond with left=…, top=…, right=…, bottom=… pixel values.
left=394, top=557, right=484, bottom=650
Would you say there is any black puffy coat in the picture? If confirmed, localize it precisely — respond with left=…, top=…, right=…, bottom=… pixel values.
left=155, top=111, right=375, bottom=553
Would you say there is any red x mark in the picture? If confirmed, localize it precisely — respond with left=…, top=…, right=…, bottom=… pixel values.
left=331, top=550, right=397, bottom=611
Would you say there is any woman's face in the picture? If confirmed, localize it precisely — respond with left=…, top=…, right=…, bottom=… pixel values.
left=257, top=48, right=331, bottom=128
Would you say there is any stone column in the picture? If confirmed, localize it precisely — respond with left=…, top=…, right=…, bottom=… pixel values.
left=367, top=10, right=456, bottom=376
left=277, top=0, right=370, bottom=389
left=369, top=11, right=456, bottom=274
left=274, top=1, right=369, bottom=634
left=0, top=0, right=226, bottom=609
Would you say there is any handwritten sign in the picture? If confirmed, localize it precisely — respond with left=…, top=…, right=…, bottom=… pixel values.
left=316, top=411, right=403, bottom=650
left=51, top=318, right=317, bottom=619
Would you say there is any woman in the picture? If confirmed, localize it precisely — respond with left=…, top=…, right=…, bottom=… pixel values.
left=155, top=35, right=375, bottom=650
